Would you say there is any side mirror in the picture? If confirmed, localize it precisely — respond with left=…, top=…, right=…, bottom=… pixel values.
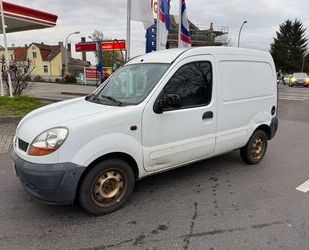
left=153, top=99, right=165, bottom=114
left=153, top=94, right=181, bottom=114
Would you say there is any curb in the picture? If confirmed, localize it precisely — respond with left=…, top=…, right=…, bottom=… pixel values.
left=33, top=97, right=63, bottom=103
left=61, top=91, right=89, bottom=96
left=0, top=116, right=23, bottom=123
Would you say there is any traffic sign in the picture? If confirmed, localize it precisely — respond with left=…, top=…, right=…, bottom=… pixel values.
left=76, top=40, right=126, bottom=52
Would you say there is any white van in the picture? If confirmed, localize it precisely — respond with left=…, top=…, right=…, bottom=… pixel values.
left=12, top=47, right=278, bottom=214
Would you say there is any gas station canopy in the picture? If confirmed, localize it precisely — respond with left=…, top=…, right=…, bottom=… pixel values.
left=1, top=1, right=58, bottom=33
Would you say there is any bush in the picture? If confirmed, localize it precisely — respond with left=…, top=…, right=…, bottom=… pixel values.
left=33, top=75, right=45, bottom=82
left=63, top=75, right=77, bottom=84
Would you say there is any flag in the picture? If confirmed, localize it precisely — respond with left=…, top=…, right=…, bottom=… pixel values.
left=157, top=0, right=170, bottom=50
left=131, top=0, right=153, bottom=29
left=179, top=0, right=192, bottom=48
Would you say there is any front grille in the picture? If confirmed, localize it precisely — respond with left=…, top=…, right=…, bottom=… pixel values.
left=18, top=138, right=29, bottom=152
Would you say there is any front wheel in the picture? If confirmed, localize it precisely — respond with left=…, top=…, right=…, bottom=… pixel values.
left=240, top=130, right=268, bottom=165
left=78, top=159, right=135, bottom=215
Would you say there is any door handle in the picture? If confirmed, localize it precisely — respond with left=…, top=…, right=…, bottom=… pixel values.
left=202, top=111, right=213, bottom=120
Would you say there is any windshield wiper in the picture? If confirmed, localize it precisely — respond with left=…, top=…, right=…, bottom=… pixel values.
left=85, top=93, right=95, bottom=101
left=100, top=95, right=122, bottom=106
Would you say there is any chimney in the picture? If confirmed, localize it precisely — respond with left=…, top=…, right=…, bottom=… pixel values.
left=67, top=43, right=71, bottom=53
left=210, top=22, right=214, bottom=31
left=67, top=43, right=72, bottom=59
left=81, top=37, right=86, bottom=61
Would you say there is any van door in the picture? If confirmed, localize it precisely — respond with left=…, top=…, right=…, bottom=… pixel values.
left=142, top=55, right=217, bottom=172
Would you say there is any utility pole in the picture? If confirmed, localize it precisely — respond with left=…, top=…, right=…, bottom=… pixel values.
left=89, top=36, right=104, bottom=84
left=126, top=0, right=131, bottom=61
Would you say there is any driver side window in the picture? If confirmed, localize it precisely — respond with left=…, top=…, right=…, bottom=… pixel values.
left=160, top=61, right=212, bottom=110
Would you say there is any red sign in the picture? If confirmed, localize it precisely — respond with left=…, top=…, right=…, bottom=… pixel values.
left=84, top=67, right=113, bottom=80
left=85, top=67, right=99, bottom=79
left=102, top=40, right=126, bottom=51
left=76, top=40, right=126, bottom=52
left=75, top=42, right=97, bottom=52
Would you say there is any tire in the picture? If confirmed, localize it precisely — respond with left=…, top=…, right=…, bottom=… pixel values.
left=240, top=130, right=268, bottom=165
left=78, top=159, right=135, bottom=215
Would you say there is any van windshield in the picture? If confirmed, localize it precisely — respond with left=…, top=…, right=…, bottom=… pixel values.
left=87, top=63, right=170, bottom=106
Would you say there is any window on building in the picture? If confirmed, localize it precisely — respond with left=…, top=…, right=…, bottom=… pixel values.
left=159, top=61, right=212, bottom=110
left=32, top=52, right=37, bottom=58
left=43, top=65, right=48, bottom=73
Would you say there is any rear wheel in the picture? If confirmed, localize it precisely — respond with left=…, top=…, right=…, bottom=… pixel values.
left=78, top=159, right=135, bottom=215
left=240, top=130, right=268, bottom=165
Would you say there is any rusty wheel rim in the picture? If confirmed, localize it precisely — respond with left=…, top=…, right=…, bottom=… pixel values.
left=251, top=137, right=265, bottom=160
left=91, top=169, right=127, bottom=207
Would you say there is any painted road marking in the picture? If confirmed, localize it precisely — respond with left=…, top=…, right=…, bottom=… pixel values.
left=296, top=180, right=309, bottom=193
left=279, top=97, right=306, bottom=101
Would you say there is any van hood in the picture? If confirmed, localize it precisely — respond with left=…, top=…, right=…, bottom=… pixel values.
left=16, top=97, right=119, bottom=142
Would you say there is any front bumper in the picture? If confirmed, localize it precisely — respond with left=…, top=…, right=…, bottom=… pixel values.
left=11, top=150, right=86, bottom=205
left=291, top=82, right=308, bottom=87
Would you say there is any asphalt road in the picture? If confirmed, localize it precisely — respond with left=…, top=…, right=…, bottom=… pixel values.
left=1, top=86, right=309, bottom=249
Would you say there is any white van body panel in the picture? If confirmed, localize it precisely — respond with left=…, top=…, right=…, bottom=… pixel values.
left=215, top=55, right=276, bottom=154
left=14, top=47, right=277, bottom=180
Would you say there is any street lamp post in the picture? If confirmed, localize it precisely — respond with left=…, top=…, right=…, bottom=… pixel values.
left=64, top=31, right=80, bottom=75
left=237, top=21, right=248, bottom=48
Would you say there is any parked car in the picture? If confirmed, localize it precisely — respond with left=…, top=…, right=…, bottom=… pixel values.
left=283, top=74, right=291, bottom=85
left=288, top=72, right=309, bottom=87
left=12, top=47, right=279, bottom=215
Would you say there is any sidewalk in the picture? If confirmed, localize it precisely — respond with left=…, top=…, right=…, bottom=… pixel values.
left=0, top=119, right=19, bottom=154
left=24, top=82, right=97, bottom=102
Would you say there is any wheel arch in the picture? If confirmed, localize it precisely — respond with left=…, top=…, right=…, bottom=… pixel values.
left=76, top=152, right=140, bottom=201
left=254, top=124, right=271, bottom=140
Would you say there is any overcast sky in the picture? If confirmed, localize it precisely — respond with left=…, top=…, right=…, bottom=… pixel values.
left=5, top=0, right=309, bottom=64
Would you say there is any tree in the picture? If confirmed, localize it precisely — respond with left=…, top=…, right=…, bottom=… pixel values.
left=1, top=56, right=33, bottom=95
left=91, top=30, right=124, bottom=68
left=270, top=19, right=308, bottom=73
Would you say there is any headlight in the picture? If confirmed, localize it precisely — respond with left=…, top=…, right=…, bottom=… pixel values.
left=305, top=78, right=309, bottom=83
left=291, top=77, right=296, bottom=82
left=28, top=127, right=69, bottom=156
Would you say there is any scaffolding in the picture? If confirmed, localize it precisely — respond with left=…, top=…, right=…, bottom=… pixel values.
left=167, top=15, right=229, bottom=48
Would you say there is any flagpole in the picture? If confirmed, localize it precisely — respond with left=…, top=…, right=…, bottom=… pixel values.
left=156, top=0, right=161, bottom=51
left=0, top=0, right=12, bottom=97
left=178, top=0, right=181, bottom=48
left=126, top=0, right=131, bottom=61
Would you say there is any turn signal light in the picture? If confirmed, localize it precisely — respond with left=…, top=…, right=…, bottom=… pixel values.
left=28, top=146, right=56, bottom=156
